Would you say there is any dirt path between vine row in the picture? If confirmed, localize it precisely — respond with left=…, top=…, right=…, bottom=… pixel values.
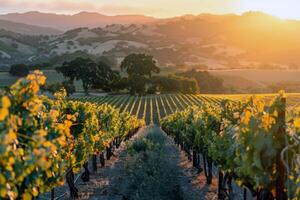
left=59, top=125, right=219, bottom=200
left=55, top=125, right=250, bottom=200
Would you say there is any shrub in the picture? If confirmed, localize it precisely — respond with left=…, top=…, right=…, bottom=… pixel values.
left=9, top=64, right=29, bottom=77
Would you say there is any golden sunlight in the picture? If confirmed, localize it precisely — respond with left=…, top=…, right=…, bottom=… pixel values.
left=238, top=0, right=300, bottom=20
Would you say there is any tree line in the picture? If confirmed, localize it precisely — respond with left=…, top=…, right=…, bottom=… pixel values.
left=54, top=53, right=200, bottom=95
left=8, top=53, right=226, bottom=95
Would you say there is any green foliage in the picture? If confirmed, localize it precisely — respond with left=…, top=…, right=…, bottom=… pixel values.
left=151, top=75, right=199, bottom=94
left=43, top=80, right=75, bottom=96
left=121, top=53, right=160, bottom=95
left=9, top=64, right=29, bottom=77
left=177, top=69, right=225, bottom=93
left=161, top=93, right=296, bottom=198
left=56, top=57, right=120, bottom=94
left=130, top=139, right=151, bottom=153
left=0, top=71, right=144, bottom=199
left=127, top=74, right=148, bottom=95
left=121, top=53, right=160, bottom=78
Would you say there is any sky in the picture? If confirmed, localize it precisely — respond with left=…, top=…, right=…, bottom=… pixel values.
left=0, top=0, right=300, bottom=20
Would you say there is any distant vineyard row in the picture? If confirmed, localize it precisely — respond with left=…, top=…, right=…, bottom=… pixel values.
left=70, top=93, right=300, bottom=125
left=69, top=94, right=222, bottom=125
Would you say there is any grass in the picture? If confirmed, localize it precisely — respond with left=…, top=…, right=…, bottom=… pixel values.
left=125, top=127, right=184, bottom=200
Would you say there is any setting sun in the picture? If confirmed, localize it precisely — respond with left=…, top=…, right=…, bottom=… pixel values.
left=237, top=0, right=300, bottom=20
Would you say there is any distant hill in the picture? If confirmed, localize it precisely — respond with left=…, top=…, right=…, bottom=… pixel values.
left=1, top=11, right=300, bottom=71
left=0, top=11, right=158, bottom=31
left=0, top=19, right=62, bottom=35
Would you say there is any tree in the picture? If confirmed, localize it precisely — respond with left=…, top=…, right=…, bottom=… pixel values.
left=101, top=74, right=127, bottom=92
left=121, top=53, right=160, bottom=78
left=177, top=69, right=225, bottom=94
left=56, top=57, right=121, bottom=94
left=9, top=64, right=29, bottom=77
left=56, top=57, right=97, bottom=94
left=42, top=80, right=75, bottom=96
left=151, top=75, right=199, bottom=94
left=120, top=54, right=160, bottom=95
left=128, top=74, right=148, bottom=95
left=91, top=61, right=120, bottom=91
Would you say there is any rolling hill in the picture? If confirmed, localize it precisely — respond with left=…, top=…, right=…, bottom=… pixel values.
left=2, top=11, right=300, bottom=72
left=0, top=11, right=157, bottom=31
left=0, top=19, right=62, bottom=35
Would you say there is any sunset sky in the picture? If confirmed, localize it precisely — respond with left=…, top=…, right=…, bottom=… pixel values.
left=0, top=0, right=299, bottom=20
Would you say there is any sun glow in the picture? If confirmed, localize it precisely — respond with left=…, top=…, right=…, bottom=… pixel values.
left=238, top=0, right=300, bottom=20
left=1, top=0, right=300, bottom=20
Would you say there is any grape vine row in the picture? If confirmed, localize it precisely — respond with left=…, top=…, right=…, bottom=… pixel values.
left=0, top=71, right=144, bottom=199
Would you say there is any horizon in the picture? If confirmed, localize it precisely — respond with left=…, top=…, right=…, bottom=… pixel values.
left=0, top=0, right=300, bottom=20
left=0, top=10, right=299, bottom=23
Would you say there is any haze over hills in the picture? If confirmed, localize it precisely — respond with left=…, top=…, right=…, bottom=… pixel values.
left=1, top=11, right=300, bottom=71
left=0, top=19, right=62, bottom=35
left=0, top=11, right=158, bottom=31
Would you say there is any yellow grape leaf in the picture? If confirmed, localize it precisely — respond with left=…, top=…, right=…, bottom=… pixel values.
left=1, top=96, right=11, bottom=109
left=22, top=192, right=32, bottom=200
left=0, top=108, right=9, bottom=121
left=39, top=76, right=46, bottom=85
left=0, top=187, right=7, bottom=198
left=8, top=157, right=14, bottom=165
left=38, top=158, right=51, bottom=170
left=50, top=109, right=59, bottom=119
left=0, top=174, right=5, bottom=184
left=242, top=110, right=251, bottom=125
left=32, top=187, right=39, bottom=196
left=64, top=120, right=72, bottom=128
left=294, top=118, right=300, bottom=128
left=5, top=129, right=17, bottom=144
left=43, top=141, right=52, bottom=148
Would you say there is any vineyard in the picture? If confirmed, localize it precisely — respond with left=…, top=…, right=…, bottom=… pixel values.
left=70, top=94, right=223, bottom=125
left=161, top=93, right=300, bottom=199
left=70, top=93, right=300, bottom=125
left=70, top=93, right=300, bottom=199
left=2, top=71, right=300, bottom=200
left=0, top=71, right=144, bottom=199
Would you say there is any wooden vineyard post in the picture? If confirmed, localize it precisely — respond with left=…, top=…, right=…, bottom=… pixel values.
left=51, top=188, right=55, bottom=200
left=243, top=188, right=247, bottom=200
left=92, top=154, right=97, bottom=172
left=192, top=150, right=198, bottom=167
left=218, top=171, right=224, bottom=199
left=275, top=95, right=287, bottom=200
left=100, top=152, right=105, bottom=167
left=207, top=158, right=212, bottom=185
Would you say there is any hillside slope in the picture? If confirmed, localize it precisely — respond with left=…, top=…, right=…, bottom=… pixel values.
left=0, top=19, right=62, bottom=35
left=2, top=12, right=300, bottom=71
left=0, top=11, right=157, bottom=30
